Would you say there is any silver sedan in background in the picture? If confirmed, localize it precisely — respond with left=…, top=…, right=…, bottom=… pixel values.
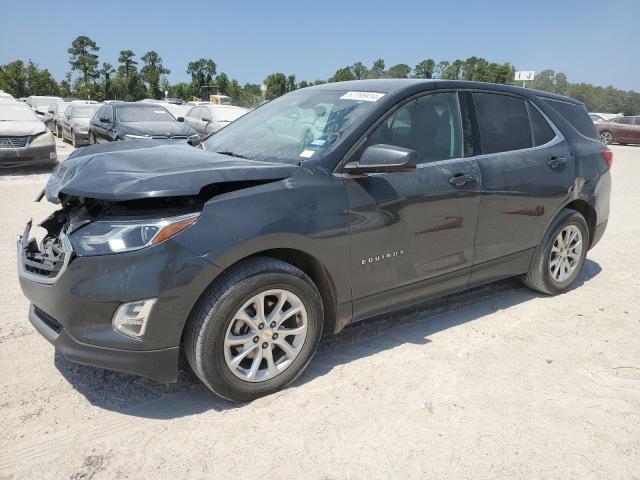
left=60, top=103, right=101, bottom=147
left=184, top=104, right=249, bottom=137
left=43, top=101, right=71, bottom=136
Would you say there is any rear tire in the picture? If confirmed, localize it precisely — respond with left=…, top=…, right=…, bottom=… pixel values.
left=184, top=257, right=324, bottom=402
left=600, top=130, right=613, bottom=145
left=523, top=209, right=589, bottom=295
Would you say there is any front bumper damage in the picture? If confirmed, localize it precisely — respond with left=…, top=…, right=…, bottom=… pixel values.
left=17, top=220, right=221, bottom=383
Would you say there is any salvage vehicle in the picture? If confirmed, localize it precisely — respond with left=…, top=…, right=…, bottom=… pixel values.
left=88, top=102, right=197, bottom=143
left=184, top=104, right=249, bottom=137
left=597, top=116, right=640, bottom=145
left=43, top=101, right=71, bottom=137
left=60, top=103, right=101, bottom=147
left=1, top=101, right=57, bottom=168
left=18, top=80, right=611, bottom=401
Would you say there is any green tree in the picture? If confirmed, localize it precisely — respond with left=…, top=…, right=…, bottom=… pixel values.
left=99, top=63, right=115, bottom=100
left=141, top=51, right=170, bottom=99
left=351, top=61, right=368, bottom=80
left=386, top=63, right=411, bottom=78
left=24, top=61, right=59, bottom=95
left=330, top=67, right=355, bottom=83
left=298, top=80, right=310, bottom=89
left=413, top=59, right=435, bottom=79
left=287, top=74, right=297, bottom=92
left=187, top=58, right=217, bottom=97
left=368, top=58, right=386, bottom=78
left=433, top=61, right=450, bottom=79
left=68, top=36, right=99, bottom=99
left=0, top=60, right=27, bottom=97
left=214, top=72, right=230, bottom=95
left=117, top=50, right=138, bottom=78
left=264, top=73, right=288, bottom=100
left=441, top=60, right=464, bottom=80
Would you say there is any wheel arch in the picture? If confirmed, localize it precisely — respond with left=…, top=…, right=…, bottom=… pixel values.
left=181, top=247, right=340, bottom=347
left=563, top=199, right=597, bottom=248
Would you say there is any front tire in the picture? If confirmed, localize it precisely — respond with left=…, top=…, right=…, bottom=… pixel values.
left=600, top=130, right=613, bottom=145
left=523, top=209, right=589, bottom=295
left=184, top=257, right=324, bottom=402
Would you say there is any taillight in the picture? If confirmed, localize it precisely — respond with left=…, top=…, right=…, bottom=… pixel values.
left=601, top=147, right=613, bottom=168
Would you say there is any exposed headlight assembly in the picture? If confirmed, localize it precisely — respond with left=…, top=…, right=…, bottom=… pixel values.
left=70, top=213, right=199, bottom=256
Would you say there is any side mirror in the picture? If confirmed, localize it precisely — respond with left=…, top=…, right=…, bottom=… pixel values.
left=343, top=144, right=418, bottom=174
left=99, top=117, right=110, bottom=123
left=201, top=117, right=210, bottom=123
left=176, top=116, right=185, bottom=122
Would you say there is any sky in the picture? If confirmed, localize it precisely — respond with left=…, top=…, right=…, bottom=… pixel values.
left=1, top=0, right=638, bottom=91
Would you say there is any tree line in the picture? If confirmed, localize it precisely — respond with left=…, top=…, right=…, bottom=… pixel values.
left=1, top=36, right=638, bottom=114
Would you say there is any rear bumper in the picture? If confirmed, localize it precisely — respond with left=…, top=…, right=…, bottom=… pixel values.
left=590, top=220, right=608, bottom=249
left=29, top=305, right=179, bottom=383
left=0, top=144, right=57, bottom=168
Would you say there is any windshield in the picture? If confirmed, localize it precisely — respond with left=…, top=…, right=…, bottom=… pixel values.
left=214, top=107, right=248, bottom=122
left=71, top=105, right=100, bottom=118
left=117, top=105, right=174, bottom=122
left=33, top=97, right=62, bottom=108
left=202, top=89, right=382, bottom=162
left=0, top=105, right=38, bottom=121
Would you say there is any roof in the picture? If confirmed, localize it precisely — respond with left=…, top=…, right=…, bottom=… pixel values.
left=308, top=79, right=583, bottom=105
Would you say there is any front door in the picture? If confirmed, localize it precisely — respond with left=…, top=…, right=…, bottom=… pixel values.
left=344, top=91, right=481, bottom=320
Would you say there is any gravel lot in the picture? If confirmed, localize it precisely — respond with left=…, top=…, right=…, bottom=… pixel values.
left=0, top=140, right=639, bottom=479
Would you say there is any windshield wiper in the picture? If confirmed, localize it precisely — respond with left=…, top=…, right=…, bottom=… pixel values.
left=215, top=150, right=251, bottom=159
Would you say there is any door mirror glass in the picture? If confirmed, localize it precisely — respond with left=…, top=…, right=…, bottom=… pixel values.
left=176, top=116, right=185, bottom=122
left=99, top=117, right=111, bottom=123
left=344, top=144, right=418, bottom=174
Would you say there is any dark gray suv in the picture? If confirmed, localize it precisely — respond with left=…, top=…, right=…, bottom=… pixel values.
left=18, top=80, right=611, bottom=401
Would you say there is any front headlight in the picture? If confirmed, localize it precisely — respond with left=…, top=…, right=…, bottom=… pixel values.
left=30, top=131, right=55, bottom=147
left=70, top=213, right=200, bottom=256
left=124, top=134, right=150, bottom=140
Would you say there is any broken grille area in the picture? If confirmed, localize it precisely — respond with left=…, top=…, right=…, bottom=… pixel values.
left=0, top=136, right=30, bottom=148
left=22, top=235, right=66, bottom=278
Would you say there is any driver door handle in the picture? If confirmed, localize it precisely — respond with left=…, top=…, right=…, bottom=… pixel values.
left=449, top=173, right=477, bottom=187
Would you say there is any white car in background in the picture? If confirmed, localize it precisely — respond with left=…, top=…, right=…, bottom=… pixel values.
left=184, top=104, right=249, bottom=137
left=138, top=99, right=190, bottom=121
left=589, top=112, right=621, bottom=123
left=25, top=95, right=64, bottom=119
left=0, top=90, right=14, bottom=100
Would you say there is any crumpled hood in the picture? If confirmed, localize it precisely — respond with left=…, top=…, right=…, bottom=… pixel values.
left=45, top=140, right=298, bottom=203
left=119, top=121, right=195, bottom=137
left=0, top=120, right=46, bottom=136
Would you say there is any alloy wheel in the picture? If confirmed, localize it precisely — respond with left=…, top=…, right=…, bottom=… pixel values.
left=549, top=225, right=583, bottom=283
left=600, top=131, right=613, bottom=145
left=224, top=289, right=308, bottom=383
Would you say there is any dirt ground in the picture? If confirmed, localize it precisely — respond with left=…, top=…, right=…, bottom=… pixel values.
left=0, top=139, right=639, bottom=479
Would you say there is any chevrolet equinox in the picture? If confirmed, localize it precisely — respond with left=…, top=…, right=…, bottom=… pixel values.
left=18, top=80, right=611, bottom=401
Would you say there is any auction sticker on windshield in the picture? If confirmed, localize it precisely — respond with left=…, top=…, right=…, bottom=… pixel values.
left=340, top=91, right=385, bottom=102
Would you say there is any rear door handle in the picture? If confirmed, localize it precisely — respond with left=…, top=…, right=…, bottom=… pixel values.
left=449, top=173, right=477, bottom=187
left=547, top=157, right=567, bottom=169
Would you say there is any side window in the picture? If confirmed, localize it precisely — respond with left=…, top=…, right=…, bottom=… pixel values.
left=95, top=106, right=105, bottom=119
left=542, top=99, right=599, bottom=139
left=364, top=92, right=462, bottom=164
left=527, top=102, right=556, bottom=146
left=103, top=106, right=113, bottom=122
left=616, top=117, right=632, bottom=125
left=473, top=93, right=532, bottom=154
left=634, top=117, right=640, bottom=126
left=187, top=107, right=198, bottom=118
left=202, top=108, right=212, bottom=121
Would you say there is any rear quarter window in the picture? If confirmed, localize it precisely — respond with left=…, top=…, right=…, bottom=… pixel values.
left=542, top=98, right=599, bottom=140
left=472, top=92, right=532, bottom=154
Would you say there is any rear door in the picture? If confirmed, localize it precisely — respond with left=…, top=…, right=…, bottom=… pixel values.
left=345, top=91, right=481, bottom=319
left=469, top=91, right=573, bottom=284
left=613, top=117, right=635, bottom=143
left=632, top=117, right=640, bottom=143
